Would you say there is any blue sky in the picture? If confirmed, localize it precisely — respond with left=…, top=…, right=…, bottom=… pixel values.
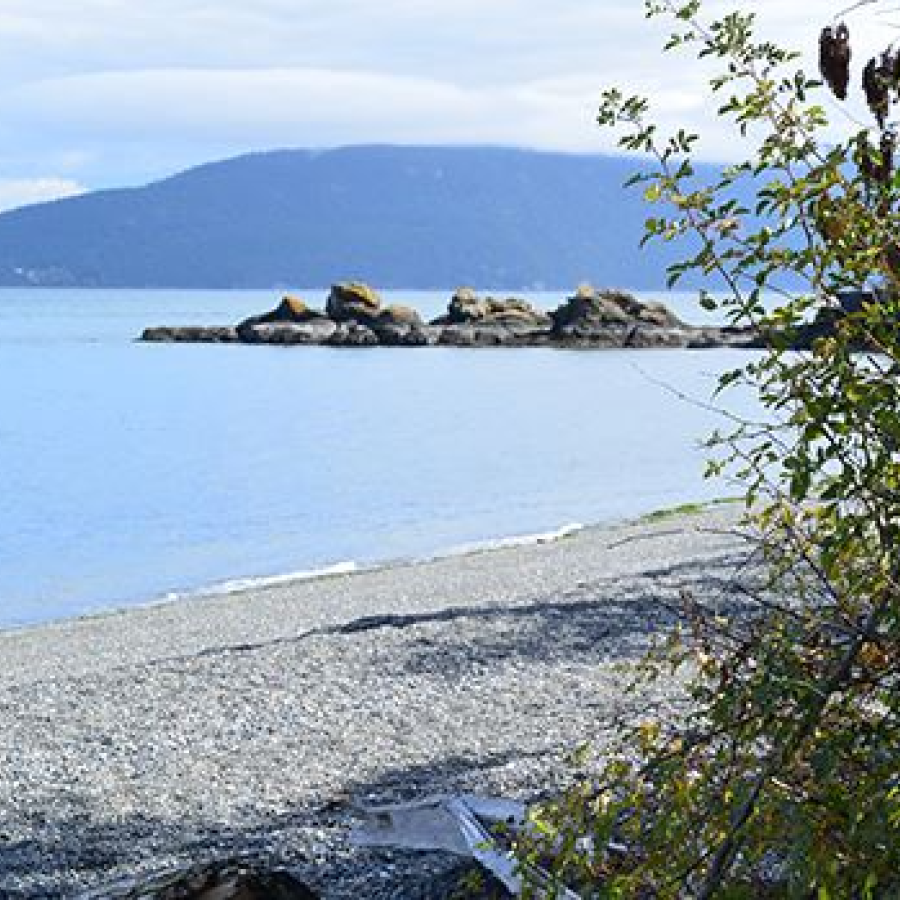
left=0, top=2, right=880, bottom=211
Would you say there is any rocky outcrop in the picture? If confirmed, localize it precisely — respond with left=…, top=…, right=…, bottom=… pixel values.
left=141, top=282, right=763, bottom=350
left=548, top=284, right=699, bottom=348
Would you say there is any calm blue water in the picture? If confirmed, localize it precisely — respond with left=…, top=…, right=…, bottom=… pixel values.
left=0, top=288, right=759, bottom=627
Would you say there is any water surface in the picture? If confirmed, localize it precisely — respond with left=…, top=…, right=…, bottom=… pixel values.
left=0, top=288, right=758, bottom=626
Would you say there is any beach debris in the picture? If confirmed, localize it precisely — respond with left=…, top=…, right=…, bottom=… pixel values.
left=351, top=793, right=581, bottom=899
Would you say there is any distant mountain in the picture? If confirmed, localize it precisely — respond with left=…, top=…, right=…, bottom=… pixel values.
left=0, top=145, right=715, bottom=289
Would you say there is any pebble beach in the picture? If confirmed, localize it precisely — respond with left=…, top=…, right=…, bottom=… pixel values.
left=0, top=504, right=753, bottom=898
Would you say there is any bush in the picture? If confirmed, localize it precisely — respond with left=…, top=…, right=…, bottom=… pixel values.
left=516, top=3, right=900, bottom=896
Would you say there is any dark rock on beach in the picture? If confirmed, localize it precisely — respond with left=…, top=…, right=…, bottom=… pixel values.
left=76, top=858, right=321, bottom=900
left=140, top=281, right=763, bottom=350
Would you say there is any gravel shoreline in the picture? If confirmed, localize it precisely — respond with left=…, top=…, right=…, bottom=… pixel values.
left=0, top=504, right=753, bottom=898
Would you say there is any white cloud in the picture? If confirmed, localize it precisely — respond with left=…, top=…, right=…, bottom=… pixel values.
left=2, top=67, right=602, bottom=149
left=0, top=1, right=894, bottom=190
left=0, top=177, right=85, bottom=212
left=0, top=63, right=767, bottom=163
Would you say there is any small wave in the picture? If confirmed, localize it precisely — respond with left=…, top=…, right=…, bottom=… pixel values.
left=431, top=522, right=585, bottom=560
left=139, top=524, right=583, bottom=610
left=161, top=560, right=359, bottom=602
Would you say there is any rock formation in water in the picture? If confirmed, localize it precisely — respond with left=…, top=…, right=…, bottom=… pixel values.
left=141, top=282, right=763, bottom=350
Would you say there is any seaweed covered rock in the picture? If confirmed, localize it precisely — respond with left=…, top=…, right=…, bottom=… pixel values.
left=325, top=282, right=382, bottom=323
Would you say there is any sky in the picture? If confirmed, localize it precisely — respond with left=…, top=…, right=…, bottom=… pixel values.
left=0, top=1, right=889, bottom=212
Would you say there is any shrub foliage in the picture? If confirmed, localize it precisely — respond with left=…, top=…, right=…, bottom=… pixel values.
left=517, top=2, right=900, bottom=896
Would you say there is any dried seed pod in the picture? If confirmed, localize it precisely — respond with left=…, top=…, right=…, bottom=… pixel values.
left=863, top=55, right=891, bottom=127
left=819, top=23, right=851, bottom=100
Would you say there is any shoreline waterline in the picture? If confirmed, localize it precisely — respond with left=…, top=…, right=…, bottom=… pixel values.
left=0, top=502, right=744, bottom=638
left=0, top=499, right=744, bottom=648
left=0, top=519, right=592, bottom=634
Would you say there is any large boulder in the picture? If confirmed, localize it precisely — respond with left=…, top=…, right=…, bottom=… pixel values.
left=326, top=282, right=382, bottom=323
left=550, top=284, right=687, bottom=345
left=552, top=284, right=631, bottom=330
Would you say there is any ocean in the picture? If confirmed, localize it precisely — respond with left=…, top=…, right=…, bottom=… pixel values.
left=0, top=288, right=760, bottom=627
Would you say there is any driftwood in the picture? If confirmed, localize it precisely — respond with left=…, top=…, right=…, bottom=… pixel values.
left=351, top=793, right=581, bottom=899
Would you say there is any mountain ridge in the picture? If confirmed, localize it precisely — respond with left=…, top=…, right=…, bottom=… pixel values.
left=0, top=145, right=707, bottom=289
